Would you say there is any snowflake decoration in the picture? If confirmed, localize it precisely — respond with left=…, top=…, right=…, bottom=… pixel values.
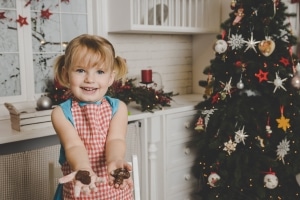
left=228, top=34, right=244, bottom=50
left=234, top=126, right=248, bottom=145
left=277, top=138, right=290, bottom=164
left=243, top=32, right=260, bottom=52
left=220, top=77, right=233, bottom=97
left=267, top=72, right=287, bottom=93
left=223, top=138, right=237, bottom=155
left=201, top=108, right=217, bottom=127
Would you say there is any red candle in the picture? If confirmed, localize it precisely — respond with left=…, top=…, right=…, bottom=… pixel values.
left=141, top=69, right=152, bottom=83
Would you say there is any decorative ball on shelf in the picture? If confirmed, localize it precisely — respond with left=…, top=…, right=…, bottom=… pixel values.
left=37, top=96, right=53, bottom=110
left=208, top=172, right=221, bottom=187
left=264, top=173, right=278, bottom=189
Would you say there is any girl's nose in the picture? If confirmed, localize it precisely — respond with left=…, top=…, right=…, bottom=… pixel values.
left=84, top=73, right=94, bottom=83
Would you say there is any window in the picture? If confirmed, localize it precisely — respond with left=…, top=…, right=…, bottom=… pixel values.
left=0, top=0, right=93, bottom=105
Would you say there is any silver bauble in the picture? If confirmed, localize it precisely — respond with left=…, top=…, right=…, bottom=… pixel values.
left=291, top=75, right=300, bottom=89
left=37, top=96, right=53, bottom=110
left=213, top=39, right=228, bottom=54
left=236, top=81, right=244, bottom=89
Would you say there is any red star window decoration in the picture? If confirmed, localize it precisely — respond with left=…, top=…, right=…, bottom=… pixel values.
left=255, top=69, right=269, bottom=82
left=16, top=15, right=28, bottom=27
left=279, top=57, right=290, bottom=67
left=0, top=12, right=6, bottom=20
left=41, top=9, right=53, bottom=19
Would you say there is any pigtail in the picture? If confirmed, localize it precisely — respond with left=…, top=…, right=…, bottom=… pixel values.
left=53, top=55, right=68, bottom=87
left=114, top=56, right=128, bottom=81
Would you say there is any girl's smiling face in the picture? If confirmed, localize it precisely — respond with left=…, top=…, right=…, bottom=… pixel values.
left=67, top=47, right=115, bottom=103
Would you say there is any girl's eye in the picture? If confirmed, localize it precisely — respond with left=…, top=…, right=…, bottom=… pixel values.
left=76, top=69, right=85, bottom=73
left=97, top=70, right=104, bottom=75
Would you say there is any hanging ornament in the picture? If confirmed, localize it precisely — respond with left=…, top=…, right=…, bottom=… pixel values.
left=41, top=9, right=53, bottom=19
left=279, top=57, right=290, bottom=67
left=276, top=106, right=290, bottom=132
left=296, top=173, right=300, bottom=186
left=236, top=80, right=244, bottom=89
left=266, top=116, right=272, bottom=138
left=243, top=31, right=260, bottom=53
left=276, top=137, right=290, bottom=164
left=234, top=126, right=248, bottom=145
left=204, top=74, right=214, bottom=97
left=268, top=72, right=287, bottom=93
left=223, top=138, right=237, bottom=155
left=228, top=34, right=244, bottom=50
left=36, top=96, right=53, bottom=110
left=264, top=170, right=279, bottom=189
left=201, top=108, right=217, bottom=128
left=258, top=37, right=275, bottom=57
left=213, top=39, right=228, bottom=54
left=195, top=117, right=205, bottom=131
left=211, top=93, right=220, bottom=104
left=273, top=0, right=279, bottom=16
left=208, top=172, right=221, bottom=187
left=255, top=69, right=269, bottom=82
left=233, top=8, right=244, bottom=25
left=220, top=77, right=233, bottom=97
left=16, top=15, right=29, bottom=27
left=291, top=63, right=300, bottom=89
left=255, top=136, right=265, bottom=148
left=230, top=0, right=237, bottom=9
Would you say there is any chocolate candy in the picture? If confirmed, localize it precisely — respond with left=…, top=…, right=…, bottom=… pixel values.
left=75, top=170, right=91, bottom=185
left=111, top=168, right=130, bottom=185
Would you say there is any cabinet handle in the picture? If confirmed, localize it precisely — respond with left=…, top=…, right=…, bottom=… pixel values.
left=184, top=174, right=191, bottom=181
left=184, top=121, right=191, bottom=128
left=184, top=148, right=191, bottom=155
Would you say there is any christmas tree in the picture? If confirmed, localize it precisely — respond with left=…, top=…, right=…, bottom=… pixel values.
left=192, top=0, right=300, bottom=199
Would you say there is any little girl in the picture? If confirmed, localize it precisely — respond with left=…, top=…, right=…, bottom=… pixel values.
left=51, top=34, right=133, bottom=199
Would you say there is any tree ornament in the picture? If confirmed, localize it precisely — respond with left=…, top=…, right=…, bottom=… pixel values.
left=266, top=116, right=272, bottom=138
left=195, top=117, right=204, bottom=131
left=255, top=69, right=269, bottom=82
left=291, top=63, right=300, bottom=89
left=276, top=106, right=290, bottom=132
left=228, top=34, right=244, bottom=50
left=243, top=31, right=260, bottom=52
left=37, top=96, right=53, bottom=110
left=233, top=8, right=244, bottom=25
left=277, top=138, right=290, bottom=164
left=208, top=172, right=221, bottom=187
left=201, top=108, right=217, bottom=127
left=16, top=15, right=28, bottom=27
left=213, top=39, right=228, bottom=54
left=255, top=136, right=265, bottom=148
left=236, top=80, right=244, bottom=89
left=230, top=0, right=237, bottom=9
left=279, top=57, right=290, bottom=67
left=264, top=171, right=279, bottom=189
left=268, top=72, right=287, bottom=93
left=234, top=126, right=248, bottom=145
left=223, top=138, right=237, bottom=155
left=258, top=37, right=275, bottom=57
left=220, top=77, right=233, bottom=97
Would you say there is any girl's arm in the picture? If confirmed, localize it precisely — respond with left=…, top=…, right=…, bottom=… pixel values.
left=105, top=101, right=133, bottom=188
left=51, top=106, right=91, bottom=171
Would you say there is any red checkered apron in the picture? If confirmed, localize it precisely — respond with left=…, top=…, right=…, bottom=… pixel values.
left=61, top=99, right=133, bottom=200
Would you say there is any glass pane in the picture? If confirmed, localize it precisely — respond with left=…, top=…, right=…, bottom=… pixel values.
left=0, top=54, right=21, bottom=97
left=0, top=0, right=21, bottom=97
left=31, top=12, right=62, bottom=52
left=31, top=0, right=88, bottom=93
left=61, top=14, right=88, bottom=41
left=33, top=53, right=60, bottom=93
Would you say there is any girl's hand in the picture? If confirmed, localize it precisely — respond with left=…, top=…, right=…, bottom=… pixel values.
left=59, top=170, right=105, bottom=197
left=107, top=160, right=133, bottom=190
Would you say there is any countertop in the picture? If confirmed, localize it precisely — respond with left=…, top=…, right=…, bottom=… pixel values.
left=0, top=94, right=202, bottom=145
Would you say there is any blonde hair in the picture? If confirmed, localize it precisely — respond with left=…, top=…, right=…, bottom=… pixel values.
left=53, top=34, right=127, bottom=88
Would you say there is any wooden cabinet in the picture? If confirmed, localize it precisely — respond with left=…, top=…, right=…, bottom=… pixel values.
left=107, top=0, right=221, bottom=34
left=164, top=110, right=198, bottom=200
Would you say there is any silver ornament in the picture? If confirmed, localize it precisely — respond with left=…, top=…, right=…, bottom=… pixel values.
left=236, top=81, right=244, bottom=89
left=291, top=75, right=300, bottom=89
left=214, top=39, right=228, bottom=54
left=37, top=96, right=53, bottom=110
